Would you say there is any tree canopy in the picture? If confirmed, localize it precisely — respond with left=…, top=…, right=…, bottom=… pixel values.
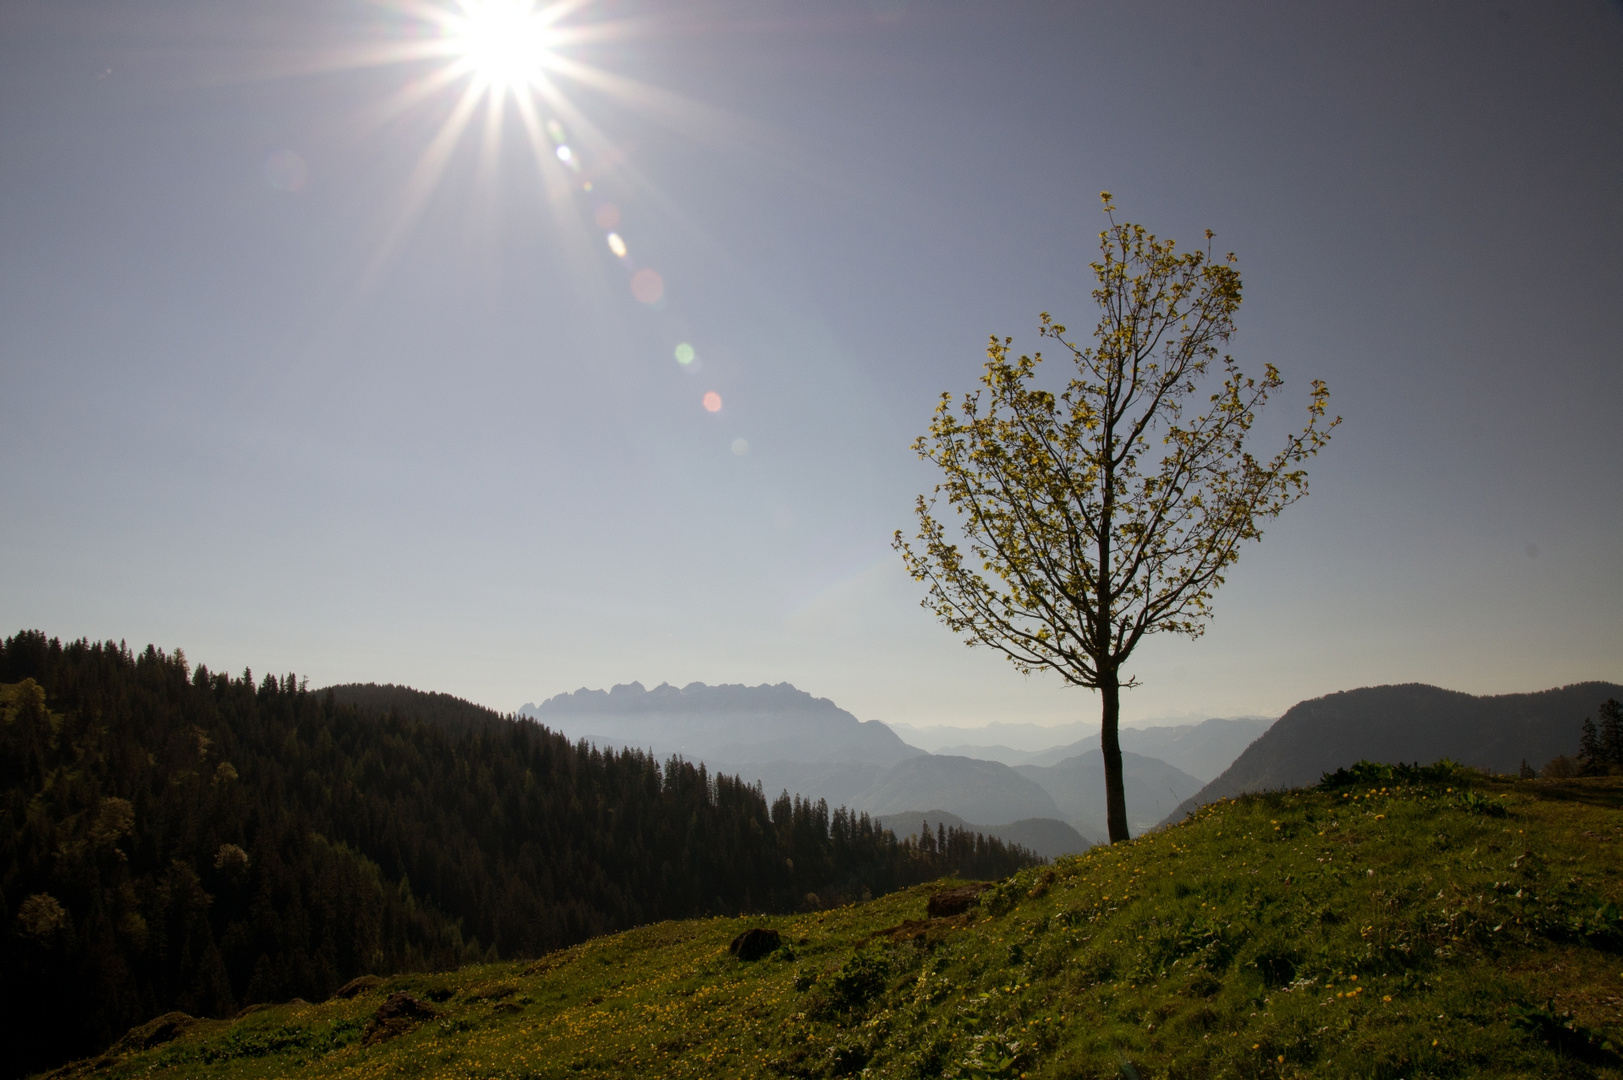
left=896, top=196, right=1338, bottom=843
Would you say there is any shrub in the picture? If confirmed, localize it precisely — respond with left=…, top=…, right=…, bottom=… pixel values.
left=1542, top=755, right=1583, bottom=780
left=1318, top=760, right=1467, bottom=790
left=828, top=951, right=891, bottom=1010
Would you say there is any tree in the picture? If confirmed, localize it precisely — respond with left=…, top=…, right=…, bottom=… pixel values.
left=1579, top=714, right=1604, bottom=775
left=895, top=196, right=1338, bottom=843
left=1599, top=698, right=1623, bottom=770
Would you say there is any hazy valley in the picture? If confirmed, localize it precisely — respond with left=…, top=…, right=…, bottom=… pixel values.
left=523, top=682, right=1260, bottom=848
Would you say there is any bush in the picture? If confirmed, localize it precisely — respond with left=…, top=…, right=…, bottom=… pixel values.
left=828, top=951, right=891, bottom=1010
left=1541, top=755, right=1583, bottom=779
left=1318, top=760, right=1467, bottom=790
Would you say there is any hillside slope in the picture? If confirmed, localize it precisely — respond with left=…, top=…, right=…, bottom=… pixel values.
left=49, top=770, right=1623, bottom=1080
left=1167, top=681, right=1623, bottom=823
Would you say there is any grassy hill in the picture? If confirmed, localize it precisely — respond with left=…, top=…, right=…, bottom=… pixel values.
left=42, top=768, right=1623, bottom=1080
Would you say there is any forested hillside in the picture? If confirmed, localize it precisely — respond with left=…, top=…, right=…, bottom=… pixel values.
left=0, top=632, right=1037, bottom=1078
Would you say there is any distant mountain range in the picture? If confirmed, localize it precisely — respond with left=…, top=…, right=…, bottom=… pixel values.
left=524, top=683, right=1069, bottom=831
left=521, top=681, right=922, bottom=766
left=887, top=720, right=1099, bottom=754
left=933, top=717, right=1274, bottom=781
left=1165, top=681, right=1623, bottom=824
left=522, top=681, right=1252, bottom=843
left=1017, top=750, right=1205, bottom=838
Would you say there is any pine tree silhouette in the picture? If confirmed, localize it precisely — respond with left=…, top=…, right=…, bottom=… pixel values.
left=1599, top=699, right=1623, bottom=770
left=1579, top=715, right=1604, bottom=775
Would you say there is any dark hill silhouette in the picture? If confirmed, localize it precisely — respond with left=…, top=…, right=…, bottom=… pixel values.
left=1164, top=681, right=1623, bottom=824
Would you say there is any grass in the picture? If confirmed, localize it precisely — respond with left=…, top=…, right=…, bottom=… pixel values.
left=42, top=770, right=1623, bottom=1080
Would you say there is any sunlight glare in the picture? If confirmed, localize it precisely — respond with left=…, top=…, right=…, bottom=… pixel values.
left=452, top=0, right=554, bottom=94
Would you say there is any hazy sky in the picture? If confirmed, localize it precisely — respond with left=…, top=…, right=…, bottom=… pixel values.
left=2, top=0, right=1619, bottom=729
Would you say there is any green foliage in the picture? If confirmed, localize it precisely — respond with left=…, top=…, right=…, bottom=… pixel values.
left=1566, top=897, right=1623, bottom=948
left=1318, top=759, right=1470, bottom=790
left=1453, top=789, right=1510, bottom=817
left=1510, top=1002, right=1621, bottom=1065
left=827, top=950, right=892, bottom=1011
left=44, top=772, right=1623, bottom=1080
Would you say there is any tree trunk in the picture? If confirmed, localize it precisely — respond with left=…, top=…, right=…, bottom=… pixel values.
left=1099, top=670, right=1129, bottom=844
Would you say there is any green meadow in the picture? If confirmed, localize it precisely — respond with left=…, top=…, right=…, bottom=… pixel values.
left=46, top=770, right=1623, bottom=1080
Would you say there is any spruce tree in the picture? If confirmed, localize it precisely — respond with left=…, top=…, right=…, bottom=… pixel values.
left=1579, top=715, right=1603, bottom=775
left=1600, top=698, right=1623, bottom=770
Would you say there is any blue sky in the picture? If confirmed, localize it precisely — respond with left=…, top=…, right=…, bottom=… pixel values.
left=2, top=0, right=1619, bottom=728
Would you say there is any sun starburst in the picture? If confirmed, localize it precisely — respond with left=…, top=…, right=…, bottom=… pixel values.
left=446, top=0, right=560, bottom=97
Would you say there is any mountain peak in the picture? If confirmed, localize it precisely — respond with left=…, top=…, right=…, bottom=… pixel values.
left=533, top=680, right=833, bottom=716
left=520, top=681, right=920, bottom=766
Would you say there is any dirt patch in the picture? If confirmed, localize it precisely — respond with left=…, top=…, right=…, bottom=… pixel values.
left=730, top=927, right=781, bottom=961
left=362, top=992, right=439, bottom=1045
left=927, top=883, right=991, bottom=918
left=331, top=974, right=385, bottom=999
left=110, top=1012, right=194, bottom=1054
left=874, top=915, right=974, bottom=947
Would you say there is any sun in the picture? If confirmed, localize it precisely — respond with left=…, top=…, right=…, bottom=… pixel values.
left=449, top=0, right=557, bottom=94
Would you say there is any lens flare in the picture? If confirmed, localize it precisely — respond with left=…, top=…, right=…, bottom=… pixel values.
left=263, top=150, right=308, bottom=192
left=322, top=2, right=764, bottom=442
left=631, top=268, right=664, bottom=303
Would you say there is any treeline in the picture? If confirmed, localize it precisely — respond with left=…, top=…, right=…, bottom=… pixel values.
left=0, top=631, right=1037, bottom=1077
